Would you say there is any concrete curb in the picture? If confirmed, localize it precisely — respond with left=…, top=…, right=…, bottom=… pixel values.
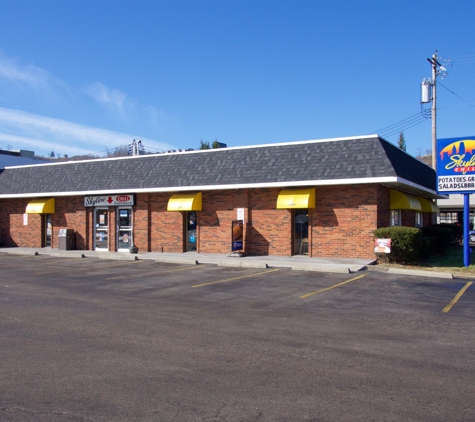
left=386, top=268, right=453, bottom=279
left=4, top=248, right=456, bottom=277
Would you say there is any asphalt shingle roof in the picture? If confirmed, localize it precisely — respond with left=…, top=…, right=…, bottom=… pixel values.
left=0, top=136, right=436, bottom=196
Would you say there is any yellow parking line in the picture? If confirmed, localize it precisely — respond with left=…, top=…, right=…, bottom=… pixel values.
left=442, top=281, right=473, bottom=313
left=192, top=268, right=280, bottom=288
left=300, top=274, right=366, bottom=299
left=106, top=265, right=206, bottom=280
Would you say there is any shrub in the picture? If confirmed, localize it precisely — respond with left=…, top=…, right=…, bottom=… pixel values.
left=373, top=226, right=424, bottom=263
left=420, top=227, right=453, bottom=254
left=432, top=223, right=461, bottom=242
left=421, top=236, right=436, bottom=259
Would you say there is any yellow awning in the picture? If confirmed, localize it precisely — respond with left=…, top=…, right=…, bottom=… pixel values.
left=276, top=188, right=316, bottom=209
left=25, top=198, right=55, bottom=214
left=390, top=190, right=421, bottom=211
left=417, top=197, right=439, bottom=213
left=167, top=192, right=202, bottom=211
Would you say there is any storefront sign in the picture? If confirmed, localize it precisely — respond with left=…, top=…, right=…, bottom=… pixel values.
left=84, top=195, right=135, bottom=207
left=437, top=136, right=475, bottom=193
left=232, top=220, right=244, bottom=251
left=374, top=238, right=391, bottom=253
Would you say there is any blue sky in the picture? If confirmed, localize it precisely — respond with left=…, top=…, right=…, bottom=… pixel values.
left=0, top=0, right=474, bottom=158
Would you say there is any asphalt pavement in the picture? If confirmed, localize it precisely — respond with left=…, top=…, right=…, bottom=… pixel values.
left=1, top=253, right=473, bottom=421
left=0, top=246, right=454, bottom=278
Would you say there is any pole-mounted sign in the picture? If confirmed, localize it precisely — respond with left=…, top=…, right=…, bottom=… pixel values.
left=437, top=136, right=475, bottom=194
left=437, top=136, right=475, bottom=267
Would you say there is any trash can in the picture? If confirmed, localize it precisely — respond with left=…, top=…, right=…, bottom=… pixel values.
left=58, top=229, right=75, bottom=250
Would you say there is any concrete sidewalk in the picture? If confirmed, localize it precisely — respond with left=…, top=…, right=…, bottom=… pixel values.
left=0, top=246, right=373, bottom=274
left=0, top=247, right=454, bottom=278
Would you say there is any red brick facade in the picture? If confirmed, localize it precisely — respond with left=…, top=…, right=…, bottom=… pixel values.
left=0, top=184, right=434, bottom=260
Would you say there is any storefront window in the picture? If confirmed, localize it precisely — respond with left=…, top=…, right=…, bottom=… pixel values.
left=294, top=210, right=309, bottom=255
left=186, top=211, right=197, bottom=252
left=44, top=214, right=52, bottom=247
left=390, top=210, right=401, bottom=226
left=415, top=212, right=423, bottom=228
left=439, top=212, right=459, bottom=224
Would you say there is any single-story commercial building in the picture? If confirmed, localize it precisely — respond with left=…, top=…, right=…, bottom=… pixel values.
left=0, top=135, right=442, bottom=259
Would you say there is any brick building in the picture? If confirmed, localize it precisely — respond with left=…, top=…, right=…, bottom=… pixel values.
left=0, top=135, right=441, bottom=259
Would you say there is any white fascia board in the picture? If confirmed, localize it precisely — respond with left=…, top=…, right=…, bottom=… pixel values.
left=381, top=177, right=446, bottom=199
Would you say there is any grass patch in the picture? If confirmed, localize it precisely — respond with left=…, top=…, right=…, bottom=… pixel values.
left=377, top=246, right=475, bottom=275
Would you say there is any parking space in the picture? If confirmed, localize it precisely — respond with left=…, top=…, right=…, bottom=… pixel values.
left=1, top=253, right=474, bottom=315
left=1, top=253, right=475, bottom=421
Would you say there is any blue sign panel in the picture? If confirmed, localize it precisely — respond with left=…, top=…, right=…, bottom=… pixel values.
left=437, top=136, right=475, bottom=194
left=232, top=220, right=243, bottom=251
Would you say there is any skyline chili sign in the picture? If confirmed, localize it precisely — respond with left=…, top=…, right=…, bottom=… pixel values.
left=84, top=194, right=135, bottom=207
left=437, top=136, right=475, bottom=194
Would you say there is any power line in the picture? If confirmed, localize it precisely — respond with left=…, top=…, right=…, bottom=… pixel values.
left=452, top=54, right=475, bottom=65
left=370, top=111, right=430, bottom=139
left=437, top=80, right=475, bottom=109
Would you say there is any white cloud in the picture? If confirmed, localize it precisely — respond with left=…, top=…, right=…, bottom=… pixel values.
left=85, top=82, right=136, bottom=118
left=0, top=107, right=176, bottom=156
left=0, top=51, right=69, bottom=98
left=0, top=52, right=178, bottom=155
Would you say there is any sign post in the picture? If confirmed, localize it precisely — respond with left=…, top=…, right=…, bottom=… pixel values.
left=437, top=136, right=475, bottom=266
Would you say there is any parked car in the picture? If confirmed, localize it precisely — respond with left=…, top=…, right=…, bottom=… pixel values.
left=461, top=230, right=475, bottom=245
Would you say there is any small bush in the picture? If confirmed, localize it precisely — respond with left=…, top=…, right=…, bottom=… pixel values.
left=420, top=227, right=453, bottom=254
left=374, top=226, right=424, bottom=263
left=432, top=223, right=462, bottom=242
left=421, top=236, right=436, bottom=259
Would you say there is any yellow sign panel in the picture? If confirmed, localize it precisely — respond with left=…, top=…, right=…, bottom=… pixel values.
left=25, top=198, right=55, bottom=214
left=389, top=190, right=421, bottom=211
left=276, top=188, right=316, bottom=209
left=167, top=192, right=202, bottom=211
left=417, top=196, right=439, bottom=213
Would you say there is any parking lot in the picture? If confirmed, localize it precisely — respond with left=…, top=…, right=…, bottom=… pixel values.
left=1, top=253, right=475, bottom=421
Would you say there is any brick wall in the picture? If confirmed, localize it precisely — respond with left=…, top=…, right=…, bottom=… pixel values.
left=248, top=188, right=291, bottom=256
left=148, top=193, right=184, bottom=253
left=0, top=183, right=412, bottom=259
left=0, top=198, right=42, bottom=247
left=311, top=184, right=379, bottom=259
left=0, top=196, right=87, bottom=249
left=55, top=197, right=87, bottom=249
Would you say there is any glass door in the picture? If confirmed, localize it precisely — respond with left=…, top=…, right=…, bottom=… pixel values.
left=117, top=208, right=133, bottom=251
left=186, top=211, right=197, bottom=252
left=294, top=209, right=309, bottom=255
left=94, top=208, right=109, bottom=251
left=44, top=214, right=52, bottom=247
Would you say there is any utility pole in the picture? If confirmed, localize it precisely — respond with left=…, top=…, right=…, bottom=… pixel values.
left=421, top=51, right=448, bottom=171
left=429, top=53, right=438, bottom=170
left=128, top=139, right=143, bottom=156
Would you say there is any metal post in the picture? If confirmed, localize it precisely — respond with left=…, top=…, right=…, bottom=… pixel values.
left=464, top=193, right=470, bottom=266
left=431, top=57, right=437, bottom=170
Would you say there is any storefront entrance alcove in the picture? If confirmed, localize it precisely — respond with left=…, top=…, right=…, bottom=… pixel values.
left=43, top=214, right=52, bottom=247
left=94, top=208, right=109, bottom=251
left=186, top=211, right=197, bottom=252
left=294, top=209, right=309, bottom=255
left=117, top=207, right=133, bottom=251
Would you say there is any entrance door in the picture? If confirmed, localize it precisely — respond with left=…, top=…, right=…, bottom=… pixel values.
left=186, top=211, right=197, bottom=252
left=117, top=208, right=133, bottom=251
left=294, top=209, right=309, bottom=255
left=43, top=214, right=52, bottom=247
left=94, top=208, right=109, bottom=251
